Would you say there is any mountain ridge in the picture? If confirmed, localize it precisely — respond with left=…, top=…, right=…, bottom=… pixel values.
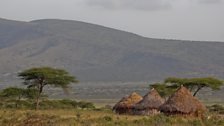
left=0, top=18, right=224, bottom=83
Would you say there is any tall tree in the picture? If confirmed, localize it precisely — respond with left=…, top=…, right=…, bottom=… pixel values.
left=165, top=77, right=223, bottom=96
left=18, top=67, right=78, bottom=109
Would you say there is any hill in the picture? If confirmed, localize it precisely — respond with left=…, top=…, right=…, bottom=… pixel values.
left=0, top=18, right=224, bottom=82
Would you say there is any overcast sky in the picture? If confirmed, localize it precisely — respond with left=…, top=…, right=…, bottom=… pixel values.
left=0, top=0, right=224, bottom=41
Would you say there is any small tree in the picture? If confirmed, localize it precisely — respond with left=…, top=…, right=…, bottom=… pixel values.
left=0, top=87, right=25, bottom=108
left=18, top=67, right=78, bottom=109
left=165, top=77, right=223, bottom=96
left=23, top=88, right=43, bottom=100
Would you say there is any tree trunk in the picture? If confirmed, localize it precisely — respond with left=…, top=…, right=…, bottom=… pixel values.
left=35, top=93, right=40, bottom=110
left=15, top=95, right=21, bottom=108
left=193, top=86, right=204, bottom=97
left=35, top=85, right=43, bottom=110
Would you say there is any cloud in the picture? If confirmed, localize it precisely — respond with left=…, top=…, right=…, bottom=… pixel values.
left=85, top=0, right=172, bottom=10
left=198, top=0, right=222, bottom=4
left=84, top=0, right=223, bottom=10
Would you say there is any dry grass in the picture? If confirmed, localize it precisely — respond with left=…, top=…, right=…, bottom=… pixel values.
left=0, top=109, right=224, bottom=126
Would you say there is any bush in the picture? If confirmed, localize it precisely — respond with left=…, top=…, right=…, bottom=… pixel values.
left=0, top=99, right=95, bottom=110
left=78, top=101, right=95, bottom=109
left=208, top=104, right=224, bottom=114
left=59, top=99, right=78, bottom=108
left=39, top=99, right=79, bottom=109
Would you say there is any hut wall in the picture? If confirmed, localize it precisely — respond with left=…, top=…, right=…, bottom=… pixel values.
left=114, top=107, right=133, bottom=115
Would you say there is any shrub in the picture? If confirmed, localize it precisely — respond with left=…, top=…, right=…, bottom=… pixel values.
left=0, top=99, right=95, bottom=110
left=78, top=101, right=95, bottom=109
left=103, top=116, right=113, bottom=122
left=208, top=104, right=224, bottom=114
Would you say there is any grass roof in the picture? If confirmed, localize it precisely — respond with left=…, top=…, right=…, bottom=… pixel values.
left=133, top=88, right=165, bottom=110
left=160, top=86, right=207, bottom=114
left=113, top=92, right=143, bottom=110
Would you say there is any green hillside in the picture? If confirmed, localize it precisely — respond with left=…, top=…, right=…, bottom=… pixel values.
left=0, top=18, right=224, bottom=82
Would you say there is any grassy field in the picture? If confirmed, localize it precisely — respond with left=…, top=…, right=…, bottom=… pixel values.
left=0, top=109, right=224, bottom=126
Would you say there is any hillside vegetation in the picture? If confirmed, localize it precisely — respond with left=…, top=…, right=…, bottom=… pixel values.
left=0, top=18, right=224, bottom=82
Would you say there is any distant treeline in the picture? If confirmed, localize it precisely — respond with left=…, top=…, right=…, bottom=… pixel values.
left=0, top=98, right=95, bottom=110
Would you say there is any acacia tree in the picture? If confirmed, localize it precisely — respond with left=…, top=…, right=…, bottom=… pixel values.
left=18, top=67, right=78, bottom=109
left=164, top=77, right=223, bottom=96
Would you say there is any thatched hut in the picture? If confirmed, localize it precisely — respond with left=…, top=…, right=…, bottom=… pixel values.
left=160, top=86, right=207, bottom=117
left=113, top=92, right=143, bottom=114
left=132, top=88, right=165, bottom=115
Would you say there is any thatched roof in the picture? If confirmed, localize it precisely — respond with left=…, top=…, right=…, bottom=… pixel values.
left=133, top=88, right=165, bottom=110
left=160, top=86, right=207, bottom=114
left=113, top=92, right=143, bottom=110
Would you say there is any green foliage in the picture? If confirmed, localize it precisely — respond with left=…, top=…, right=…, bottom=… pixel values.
left=0, top=87, right=24, bottom=99
left=150, top=83, right=176, bottom=97
left=18, top=67, right=78, bottom=109
left=39, top=99, right=78, bottom=109
left=0, top=99, right=95, bottom=110
left=0, top=87, right=27, bottom=108
left=165, top=77, right=223, bottom=90
left=23, top=88, right=41, bottom=99
left=164, top=77, right=223, bottom=96
left=150, top=77, right=223, bottom=97
left=60, top=99, right=79, bottom=108
left=207, top=104, right=224, bottom=114
left=0, top=87, right=45, bottom=100
left=18, top=67, right=78, bottom=89
left=78, top=101, right=95, bottom=109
